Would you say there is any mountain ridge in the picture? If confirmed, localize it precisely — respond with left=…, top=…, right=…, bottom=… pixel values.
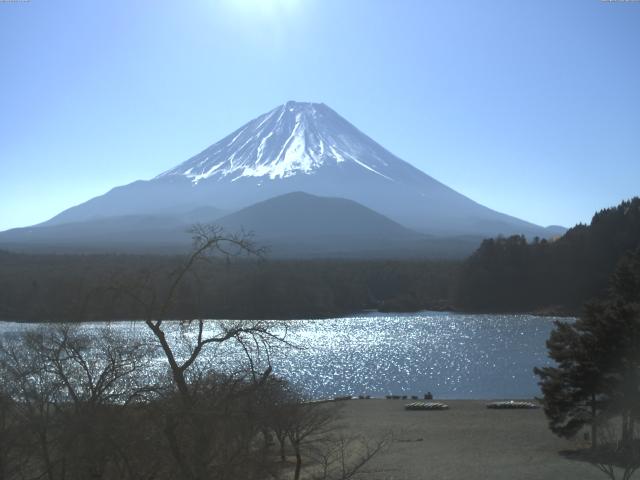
left=0, top=192, right=484, bottom=258
left=1, top=101, right=567, bottom=257
left=38, top=101, right=558, bottom=239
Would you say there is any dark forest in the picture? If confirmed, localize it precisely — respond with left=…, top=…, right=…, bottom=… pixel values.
left=1, top=198, right=639, bottom=322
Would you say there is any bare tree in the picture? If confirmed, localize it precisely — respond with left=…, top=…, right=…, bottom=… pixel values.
left=109, top=225, right=294, bottom=480
left=0, top=326, right=153, bottom=480
left=262, top=384, right=389, bottom=480
left=112, top=225, right=283, bottom=397
left=287, top=401, right=340, bottom=480
left=0, top=225, right=387, bottom=480
left=309, top=432, right=390, bottom=480
left=585, top=417, right=640, bottom=480
left=0, top=388, right=25, bottom=480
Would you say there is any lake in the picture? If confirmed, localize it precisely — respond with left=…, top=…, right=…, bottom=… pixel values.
left=0, top=311, right=564, bottom=400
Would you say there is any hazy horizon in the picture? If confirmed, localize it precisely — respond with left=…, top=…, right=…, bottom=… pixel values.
left=1, top=0, right=639, bottom=231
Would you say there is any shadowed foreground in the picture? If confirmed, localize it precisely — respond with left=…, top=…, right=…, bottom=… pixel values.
left=336, top=399, right=606, bottom=480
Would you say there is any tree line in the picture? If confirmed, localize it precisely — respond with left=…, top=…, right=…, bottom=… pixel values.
left=1, top=197, right=639, bottom=321
left=535, top=246, right=640, bottom=479
left=0, top=251, right=459, bottom=322
left=0, top=226, right=387, bottom=480
left=456, top=197, right=640, bottom=314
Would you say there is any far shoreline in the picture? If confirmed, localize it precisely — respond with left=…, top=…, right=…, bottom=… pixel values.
left=0, top=307, right=577, bottom=324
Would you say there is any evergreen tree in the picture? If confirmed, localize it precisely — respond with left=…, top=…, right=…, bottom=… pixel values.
left=535, top=248, right=640, bottom=450
left=458, top=197, right=640, bottom=313
left=534, top=319, right=607, bottom=447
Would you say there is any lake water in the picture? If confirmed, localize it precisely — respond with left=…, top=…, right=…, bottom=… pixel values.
left=0, top=311, right=564, bottom=399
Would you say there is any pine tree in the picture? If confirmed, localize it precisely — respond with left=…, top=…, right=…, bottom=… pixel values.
left=535, top=248, right=640, bottom=450
left=534, top=319, right=607, bottom=447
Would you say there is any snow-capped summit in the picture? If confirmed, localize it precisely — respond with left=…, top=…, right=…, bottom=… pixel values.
left=157, top=101, right=394, bottom=183
left=34, top=101, right=554, bottom=239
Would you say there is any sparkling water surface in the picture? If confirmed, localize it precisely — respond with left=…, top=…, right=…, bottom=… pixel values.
left=0, top=311, right=564, bottom=399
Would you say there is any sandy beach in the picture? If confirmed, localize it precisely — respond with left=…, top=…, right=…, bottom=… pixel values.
left=336, top=399, right=606, bottom=480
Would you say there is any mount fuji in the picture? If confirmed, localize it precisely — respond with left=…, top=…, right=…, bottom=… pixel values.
left=1, top=101, right=563, bottom=256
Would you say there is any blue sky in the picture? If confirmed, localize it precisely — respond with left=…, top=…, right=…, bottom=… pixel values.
left=1, top=0, right=639, bottom=231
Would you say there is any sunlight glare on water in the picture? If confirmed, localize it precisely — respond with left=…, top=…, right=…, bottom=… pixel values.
left=0, top=312, right=562, bottom=399
left=267, top=312, right=559, bottom=399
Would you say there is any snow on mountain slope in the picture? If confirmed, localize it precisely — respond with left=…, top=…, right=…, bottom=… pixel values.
left=34, top=100, right=554, bottom=239
left=156, top=101, right=393, bottom=183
